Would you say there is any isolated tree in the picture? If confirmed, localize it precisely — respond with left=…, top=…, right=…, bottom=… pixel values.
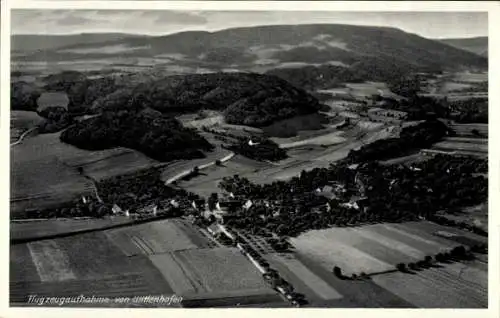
left=471, top=128, right=481, bottom=137
left=215, top=159, right=222, bottom=166
left=332, top=266, right=343, bottom=279
left=396, top=263, right=407, bottom=272
left=77, top=166, right=84, bottom=175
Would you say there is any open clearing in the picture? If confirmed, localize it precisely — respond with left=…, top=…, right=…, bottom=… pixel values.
left=37, top=92, right=69, bottom=110
left=290, top=222, right=483, bottom=276
left=10, top=132, right=159, bottom=216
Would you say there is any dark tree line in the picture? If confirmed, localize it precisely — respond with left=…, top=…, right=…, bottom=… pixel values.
left=347, top=119, right=450, bottom=163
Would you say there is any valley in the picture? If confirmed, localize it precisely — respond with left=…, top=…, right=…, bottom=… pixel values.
left=9, top=20, right=489, bottom=309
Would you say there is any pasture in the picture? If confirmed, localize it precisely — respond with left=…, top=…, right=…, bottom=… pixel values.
left=290, top=221, right=485, bottom=276
left=10, top=132, right=159, bottom=216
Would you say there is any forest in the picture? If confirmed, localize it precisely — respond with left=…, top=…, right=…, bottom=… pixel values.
left=37, top=106, right=73, bottom=133
left=60, top=108, right=214, bottom=162
left=347, top=119, right=450, bottom=162
left=11, top=82, right=41, bottom=111
left=92, top=72, right=321, bottom=127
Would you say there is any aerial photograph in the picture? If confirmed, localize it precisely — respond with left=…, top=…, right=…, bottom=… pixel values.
left=9, top=9, right=488, bottom=308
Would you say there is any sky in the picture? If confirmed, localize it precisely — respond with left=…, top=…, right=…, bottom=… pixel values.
left=11, top=10, right=488, bottom=39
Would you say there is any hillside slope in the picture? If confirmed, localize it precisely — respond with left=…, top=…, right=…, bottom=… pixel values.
left=439, top=37, right=488, bottom=57
left=13, top=24, right=487, bottom=71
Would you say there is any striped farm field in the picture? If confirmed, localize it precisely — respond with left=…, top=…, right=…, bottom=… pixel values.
left=104, top=219, right=203, bottom=256
left=10, top=231, right=175, bottom=305
left=149, top=247, right=277, bottom=303
left=372, top=263, right=487, bottom=308
left=290, top=221, right=483, bottom=276
left=266, top=253, right=343, bottom=301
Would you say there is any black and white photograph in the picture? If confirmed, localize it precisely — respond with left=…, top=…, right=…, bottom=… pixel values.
left=4, top=1, right=495, bottom=311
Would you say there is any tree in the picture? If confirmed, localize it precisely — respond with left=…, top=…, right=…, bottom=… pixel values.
left=396, top=263, right=407, bottom=272
left=77, top=167, right=84, bottom=175
left=424, top=255, right=433, bottom=264
left=332, top=266, right=343, bottom=278
left=471, top=129, right=481, bottom=137
left=408, top=263, right=417, bottom=270
left=215, top=159, right=222, bottom=166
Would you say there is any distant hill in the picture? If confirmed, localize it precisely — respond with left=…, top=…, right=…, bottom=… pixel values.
left=11, top=33, right=148, bottom=53
left=12, top=24, right=487, bottom=72
left=439, top=37, right=488, bottom=57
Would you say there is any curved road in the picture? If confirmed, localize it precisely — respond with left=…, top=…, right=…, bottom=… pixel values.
left=10, top=127, right=37, bottom=147
left=164, top=152, right=235, bottom=185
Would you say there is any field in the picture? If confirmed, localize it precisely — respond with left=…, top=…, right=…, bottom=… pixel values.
left=176, top=155, right=270, bottom=197
left=104, top=219, right=211, bottom=256
left=290, top=222, right=486, bottom=276
left=10, top=110, right=44, bottom=143
left=453, top=72, right=488, bottom=83
left=431, top=140, right=487, bottom=156
left=448, top=123, right=488, bottom=137
left=262, top=113, right=329, bottom=138
left=10, top=132, right=159, bottom=216
left=37, top=92, right=69, bottom=110
left=10, top=217, right=131, bottom=241
left=266, top=253, right=343, bottom=300
left=437, top=203, right=488, bottom=233
left=149, top=247, right=280, bottom=304
left=10, top=231, right=176, bottom=305
left=372, top=262, right=487, bottom=308
left=273, top=130, right=346, bottom=149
